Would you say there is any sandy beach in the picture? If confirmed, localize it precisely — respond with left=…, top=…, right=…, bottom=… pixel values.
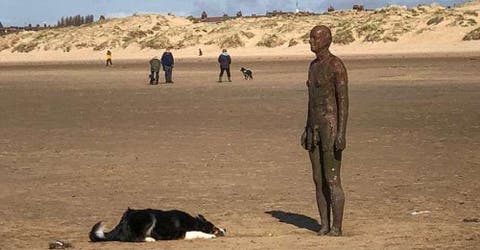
left=0, top=1, right=479, bottom=249
left=0, top=55, right=479, bottom=249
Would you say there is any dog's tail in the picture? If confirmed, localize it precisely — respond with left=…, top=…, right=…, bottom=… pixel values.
left=89, top=221, right=122, bottom=242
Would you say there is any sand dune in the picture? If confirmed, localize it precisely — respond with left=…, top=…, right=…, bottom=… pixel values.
left=1, top=1, right=480, bottom=62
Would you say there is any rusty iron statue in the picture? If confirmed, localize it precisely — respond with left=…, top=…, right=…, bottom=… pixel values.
left=301, top=25, right=349, bottom=236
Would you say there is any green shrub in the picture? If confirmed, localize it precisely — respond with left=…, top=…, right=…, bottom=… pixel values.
left=288, top=39, right=299, bottom=47
left=93, top=41, right=109, bottom=51
left=75, top=42, right=90, bottom=49
left=464, top=10, right=478, bottom=17
left=459, top=18, right=477, bottom=27
left=240, top=31, right=255, bottom=39
left=300, top=32, right=310, bottom=44
left=427, top=16, right=444, bottom=25
left=382, top=35, right=398, bottom=42
left=179, top=34, right=202, bottom=47
left=127, top=30, right=147, bottom=39
left=219, top=34, right=244, bottom=48
left=463, top=27, right=480, bottom=40
left=357, top=22, right=380, bottom=37
left=12, top=41, right=38, bottom=53
left=277, top=23, right=295, bottom=33
left=0, top=42, right=10, bottom=52
left=333, top=29, right=355, bottom=45
left=363, top=29, right=385, bottom=42
left=256, top=34, right=285, bottom=47
left=140, top=35, right=171, bottom=49
left=260, top=20, right=279, bottom=29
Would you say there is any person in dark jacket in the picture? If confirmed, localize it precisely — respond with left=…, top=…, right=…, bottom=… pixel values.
left=217, top=49, right=231, bottom=82
left=161, top=48, right=174, bottom=83
left=149, top=56, right=161, bottom=85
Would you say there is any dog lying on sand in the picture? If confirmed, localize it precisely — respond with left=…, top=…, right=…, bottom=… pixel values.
left=89, top=208, right=226, bottom=242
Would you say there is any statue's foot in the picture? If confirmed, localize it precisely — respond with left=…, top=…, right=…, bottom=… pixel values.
left=317, top=226, right=330, bottom=236
left=327, top=228, right=342, bottom=237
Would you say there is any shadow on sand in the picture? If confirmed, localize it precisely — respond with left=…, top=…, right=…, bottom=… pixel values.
left=265, top=210, right=321, bottom=232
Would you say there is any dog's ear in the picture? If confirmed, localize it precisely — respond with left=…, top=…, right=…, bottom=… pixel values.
left=197, top=214, right=206, bottom=222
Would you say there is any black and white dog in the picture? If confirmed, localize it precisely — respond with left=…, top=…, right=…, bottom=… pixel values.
left=240, top=67, right=253, bottom=80
left=89, top=208, right=226, bottom=242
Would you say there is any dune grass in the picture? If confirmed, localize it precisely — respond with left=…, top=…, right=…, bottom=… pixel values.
left=463, top=27, right=480, bottom=40
left=256, top=34, right=286, bottom=47
left=12, top=41, right=38, bottom=53
left=333, top=29, right=355, bottom=45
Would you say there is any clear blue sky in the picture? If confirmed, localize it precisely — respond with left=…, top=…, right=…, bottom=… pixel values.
left=0, top=0, right=469, bottom=26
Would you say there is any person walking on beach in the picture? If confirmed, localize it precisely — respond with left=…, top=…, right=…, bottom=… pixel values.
left=161, top=48, right=174, bottom=83
left=217, top=49, right=231, bottom=82
left=149, top=56, right=161, bottom=85
left=105, top=50, right=112, bottom=66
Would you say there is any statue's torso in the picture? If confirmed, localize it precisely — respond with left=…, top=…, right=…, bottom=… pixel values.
left=307, top=58, right=338, bottom=126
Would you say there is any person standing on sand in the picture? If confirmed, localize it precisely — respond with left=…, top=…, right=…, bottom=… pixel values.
left=105, top=50, right=112, bottom=66
left=217, top=49, right=231, bottom=82
left=161, top=48, right=174, bottom=83
left=301, top=25, right=349, bottom=236
left=149, top=56, right=161, bottom=85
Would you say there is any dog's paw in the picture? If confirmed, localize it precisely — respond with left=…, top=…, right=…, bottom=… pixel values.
left=205, top=234, right=216, bottom=239
left=144, top=237, right=156, bottom=242
left=185, top=231, right=217, bottom=240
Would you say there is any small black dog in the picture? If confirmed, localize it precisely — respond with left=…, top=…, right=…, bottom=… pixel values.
left=89, top=208, right=226, bottom=242
left=240, top=67, right=253, bottom=80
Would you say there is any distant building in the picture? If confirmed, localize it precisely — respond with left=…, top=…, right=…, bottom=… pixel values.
left=266, top=10, right=294, bottom=16
left=296, top=11, right=315, bottom=16
left=328, top=5, right=335, bottom=12
left=353, top=4, right=364, bottom=11
left=200, top=17, right=228, bottom=23
left=0, top=26, right=20, bottom=36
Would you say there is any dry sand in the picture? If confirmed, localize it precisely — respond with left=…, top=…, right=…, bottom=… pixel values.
left=0, top=55, right=479, bottom=249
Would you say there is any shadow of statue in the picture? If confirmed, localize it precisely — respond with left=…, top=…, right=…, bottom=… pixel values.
left=265, top=210, right=321, bottom=232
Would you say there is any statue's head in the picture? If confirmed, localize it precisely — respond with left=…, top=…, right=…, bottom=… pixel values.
left=309, top=25, right=332, bottom=53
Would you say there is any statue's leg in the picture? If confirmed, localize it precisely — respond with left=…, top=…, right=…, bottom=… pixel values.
left=322, top=150, right=344, bottom=236
left=309, top=145, right=330, bottom=235
left=319, top=122, right=345, bottom=236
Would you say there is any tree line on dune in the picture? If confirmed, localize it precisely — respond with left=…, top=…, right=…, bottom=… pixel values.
left=56, top=15, right=101, bottom=27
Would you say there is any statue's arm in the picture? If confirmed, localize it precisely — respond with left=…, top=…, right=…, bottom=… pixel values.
left=301, top=79, right=313, bottom=151
left=333, top=59, right=349, bottom=151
